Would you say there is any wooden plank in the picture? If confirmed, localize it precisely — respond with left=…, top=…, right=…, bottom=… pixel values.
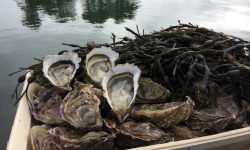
left=7, top=74, right=32, bottom=150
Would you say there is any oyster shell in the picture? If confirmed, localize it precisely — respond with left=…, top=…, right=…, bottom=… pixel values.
left=185, top=108, right=235, bottom=132
left=136, top=77, right=171, bottom=103
left=31, top=89, right=65, bottom=124
left=30, top=125, right=59, bottom=150
left=102, top=63, right=141, bottom=123
left=166, top=125, right=207, bottom=141
left=85, top=46, right=119, bottom=85
left=43, top=51, right=81, bottom=90
left=27, top=82, right=48, bottom=102
left=49, top=126, right=115, bottom=150
left=60, top=81, right=103, bottom=130
left=132, top=96, right=194, bottom=129
left=113, top=121, right=172, bottom=149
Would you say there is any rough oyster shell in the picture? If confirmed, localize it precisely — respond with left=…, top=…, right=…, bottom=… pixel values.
left=60, top=81, right=103, bottom=130
left=43, top=51, right=81, bottom=90
left=132, top=96, right=195, bottom=129
left=30, top=125, right=59, bottom=150
left=31, top=89, right=65, bottom=125
left=27, top=82, right=48, bottom=102
left=85, top=46, right=119, bottom=85
left=166, top=125, right=207, bottom=141
left=102, top=63, right=141, bottom=123
left=49, top=126, right=115, bottom=150
left=113, top=121, right=172, bottom=149
left=136, top=77, right=171, bottom=103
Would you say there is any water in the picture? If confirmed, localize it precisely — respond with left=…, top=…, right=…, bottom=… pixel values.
left=0, top=0, right=250, bottom=148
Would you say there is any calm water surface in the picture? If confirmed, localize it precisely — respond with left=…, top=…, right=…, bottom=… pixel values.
left=0, top=0, right=250, bottom=148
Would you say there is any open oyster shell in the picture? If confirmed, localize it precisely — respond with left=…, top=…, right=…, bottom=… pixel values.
left=136, top=77, right=171, bottom=104
left=31, top=89, right=65, bottom=125
left=43, top=51, right=81, bottom=90
left=102, top=63, right=141, bottom=123
left=132, top=96, right=195, bottom=129
left=85, top=46, right=119, bottom=86
left=49, top=126, right=115, bottom=150
left=30, top=125, right=59, bottom=150
left=113, top=121, right=172, bottom=149
left=60, top=81, right=103, bottom=130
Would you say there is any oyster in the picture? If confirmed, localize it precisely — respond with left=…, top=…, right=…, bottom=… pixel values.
left=43, top=51, right=81, bottom=90
left=102, top=63, right=141, bottom=123
left=185, top=108, right=235, bottom=132
left=166, top=125, right=207, bottom=141
left=136, top=77, right=171, bottom=103
left=60, top=81, right=103, bottom=130
left=132, top=96, right=194, bottom=129
left=27, top=82, right=48, bottom=102
left=49, top=126, right=115, bottom=150
left=30, top=125, right=59, bottom=150
left=31, top=89, right=65, bottom=124
left=113, top=121, right=172, bottom=149
left=85, top=46, right=119, bottom=85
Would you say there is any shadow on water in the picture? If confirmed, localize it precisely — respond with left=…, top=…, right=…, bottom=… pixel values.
left=16, top=0, right=139, bottom=30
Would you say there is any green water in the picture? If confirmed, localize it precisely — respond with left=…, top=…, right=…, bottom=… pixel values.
left=0, top=0, right=250, bottom=148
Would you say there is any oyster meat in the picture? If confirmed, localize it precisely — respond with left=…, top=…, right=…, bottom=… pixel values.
left=31, top=89, right=65, bottom=124
left=30, top=125, right=59, bottom=150
left=136, top=77, right=171, bottom=103
left=132, top=96, right=195, bottom=129
left=43, top=51, right=81, bottom=90
left=102, top=63, right=141, bottom=123
left=113, top=121, right=172, bottom=149
left=60, top=81, right=103, bottom=130
left=85, top=46, right=119, bottom=85
left=49, top=126, right=115, bottom=150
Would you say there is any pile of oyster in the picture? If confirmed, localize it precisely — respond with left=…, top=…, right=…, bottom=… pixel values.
left=27, top=46, right=243, bottom=150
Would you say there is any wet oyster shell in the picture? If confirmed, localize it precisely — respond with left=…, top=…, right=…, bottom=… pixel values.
left=102, top=63, right=141, bottom=123
left=27, top=82, right=48, bottom=102
left=113, top=121, right=172, bottom=149
left=49, top=126, right=115, bottom=150
left=166, top=125, right=207, bottom=141
left=132, top=96, right=195, bottom=129
left=31, top=89, right=65, bottom=124
left=85, top=46, right=119, bottom=86
left=185, top=108, right=235, bottom=132
left=43, top=51, right=81, bottom=90
left=136, top=77, right=171, bottom=104
left=60, top=81, right=103, bottom=130
left=30, top=125, right=59, bottom=150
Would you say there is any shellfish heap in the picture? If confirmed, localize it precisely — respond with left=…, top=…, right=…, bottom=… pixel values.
left=11, top=22, right=250, bottom=149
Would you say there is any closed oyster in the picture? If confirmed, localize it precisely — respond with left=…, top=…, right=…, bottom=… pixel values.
left=102, top=63, right=141, bottom=123
left=113, top=121, right=172, bottom=149
left=185, top=108, right=235, bottom=132
left=31, top=89, right=65, bottom=124
left=60, top=81, right=103, bottom=130
left=49, top=126, right=115, bottom=150
left=86, top=46, right=119, bottom=85
left=132, top=96, right=194, bottom=129
left=43, top=51, right=81, bottom=90
left=27, top=82, right=48, bottom=102
left=166, top=125, right=207, bottom=141
left=30, top=125, right=59, bottom=150
left=136, top=77, right=171, bottom=103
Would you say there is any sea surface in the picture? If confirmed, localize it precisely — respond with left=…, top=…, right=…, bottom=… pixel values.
left=0, top=0, right=250, bottom=148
